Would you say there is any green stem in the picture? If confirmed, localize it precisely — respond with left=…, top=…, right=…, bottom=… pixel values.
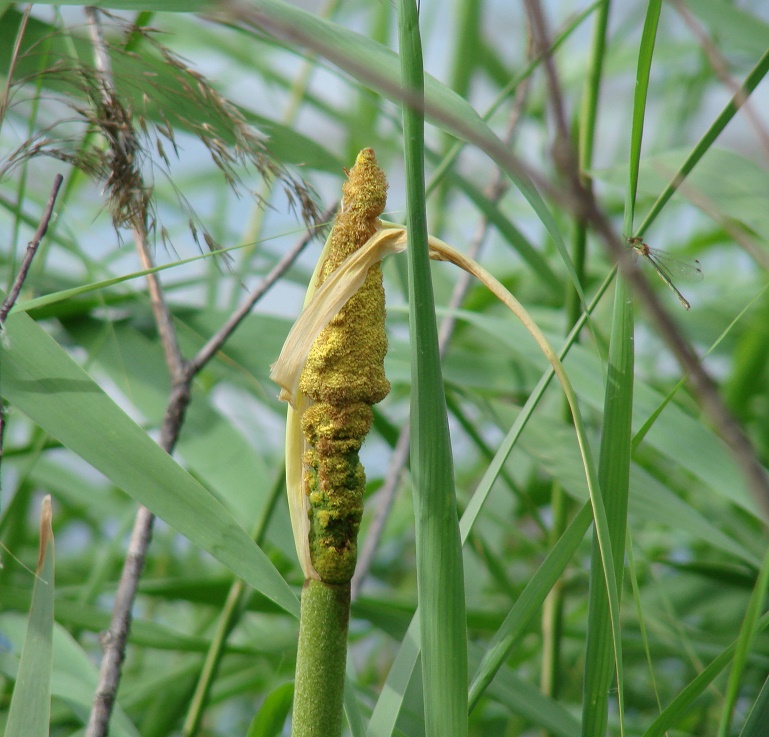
left=292, top=579, right=351, bottom=737
left=398, top=2, right=467, bottom=736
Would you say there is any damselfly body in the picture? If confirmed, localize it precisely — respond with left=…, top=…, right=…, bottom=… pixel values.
left=628, top=237, right=703, bottom=310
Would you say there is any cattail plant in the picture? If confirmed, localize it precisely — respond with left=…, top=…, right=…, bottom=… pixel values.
left=272, top=147, right=599, bottom=737
left=273, top=148, right=391, bottom=737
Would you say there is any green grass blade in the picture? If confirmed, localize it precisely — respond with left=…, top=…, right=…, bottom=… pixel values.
left=0, top=308, right=299, bottom=617
left=717, top=544, right=769, bottom=736
left=581, top=276, right=634, bottom=737
left=469, top=502, right=593, bottom=708
left=14, top=241, right=241, bottom=314
left=366, top=617, right=421, bottom=737
left=641, top=610, right=769, bottom=737
left=246, top=682, right=293, bottom=737
left=739, top=674, right=769, bottom=737
left=624, top=0, right=661, bottom=231
left=398, top=3, right=467, bottom=736
left=4, top=497, right=54, bottom=737
left=582, top=4, right=656, bottom=728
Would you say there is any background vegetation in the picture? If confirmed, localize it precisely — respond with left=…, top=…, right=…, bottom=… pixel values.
left=1, top=1, right=769, bottom=736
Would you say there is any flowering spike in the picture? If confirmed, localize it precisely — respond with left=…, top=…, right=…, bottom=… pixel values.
left=278, top=148, right=390, bottom=583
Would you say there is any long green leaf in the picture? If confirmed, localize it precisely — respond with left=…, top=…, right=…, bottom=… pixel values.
left=581, top=276, right=633, bottom=737
left=4, top=497, right=55, bottom=737
left=469, top=502, right=594, bottom=708
left=0, top=308, right=299, bottom=617
left=739, top=674, right=769, bottom=737
left=641, top=611, right=769, bottom=737
left=717, top=544, right=769, bottom=736
left=398, top=3, right=467, bottom=737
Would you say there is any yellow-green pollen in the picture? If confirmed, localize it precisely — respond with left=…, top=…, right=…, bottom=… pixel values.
left=298, top=148, right=390, bottom=584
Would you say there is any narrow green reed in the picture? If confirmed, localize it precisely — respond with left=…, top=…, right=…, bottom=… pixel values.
left=397, top=2, right=468, bottom=736
left=581, top=276, right=633, bottom=737
left=582, top=4, right=654, bottom=734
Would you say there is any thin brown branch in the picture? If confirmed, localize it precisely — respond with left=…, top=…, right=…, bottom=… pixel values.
left=86, top=206, right=325, bottom=735
left=83, top=9, right=183, bottom=737
left=0, top=173, right=64, bottom=473
left=525, top=0, right=769, bottom=519
left=131, top=224, right=187, bottom=379
left=187, top=205, right=336, bottom=376
left=86, top=504, right=155, bottom=737
left=0, top=174, right=64, bottom=323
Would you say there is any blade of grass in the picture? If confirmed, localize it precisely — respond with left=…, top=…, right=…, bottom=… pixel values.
left=398, top=3, right=467, bottom=737
left=469, top=501, right=593, bottom=709
left=366, top=615, right=421, bottom=737
left=4, top=497, right=54, bottom=737
left=739, top=674, right=769, bottom=737
left=580, top=4, right=658, bottom=732
left=14, top=240, right=249, bottom=314
left=581, top=275, right=633, bottom=737
left=717, top=543, right=769, bottom=736
left=641, top=610, right=769, bottom=737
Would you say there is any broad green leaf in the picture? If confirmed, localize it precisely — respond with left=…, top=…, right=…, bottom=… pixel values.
left=0, top=308, right=299, bottom=617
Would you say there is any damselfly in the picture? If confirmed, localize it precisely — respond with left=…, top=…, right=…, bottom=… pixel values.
left=628, top=237, right=703, bottom=310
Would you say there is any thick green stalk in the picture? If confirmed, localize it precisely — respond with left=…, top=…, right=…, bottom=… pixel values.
left=292, top=579, right=351, bottom=737
left=397, top=2, right=467, bottom=736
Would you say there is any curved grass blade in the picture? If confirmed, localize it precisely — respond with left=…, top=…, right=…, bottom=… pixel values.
left=4, top=497, right=54, bottom=737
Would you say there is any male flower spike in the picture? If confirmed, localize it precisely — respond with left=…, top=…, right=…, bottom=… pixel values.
left=275, top=148, right=390, bottom=584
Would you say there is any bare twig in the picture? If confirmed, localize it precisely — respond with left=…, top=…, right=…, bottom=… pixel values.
left=83, top=9, right=325, bottom=736
left=187, top=205, right=336, bottom=375
left=0, top=173, right=64, bottom=471
left=84, top=8, right=178, bottom=737
left=0, top=174, right=64, bottom=323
